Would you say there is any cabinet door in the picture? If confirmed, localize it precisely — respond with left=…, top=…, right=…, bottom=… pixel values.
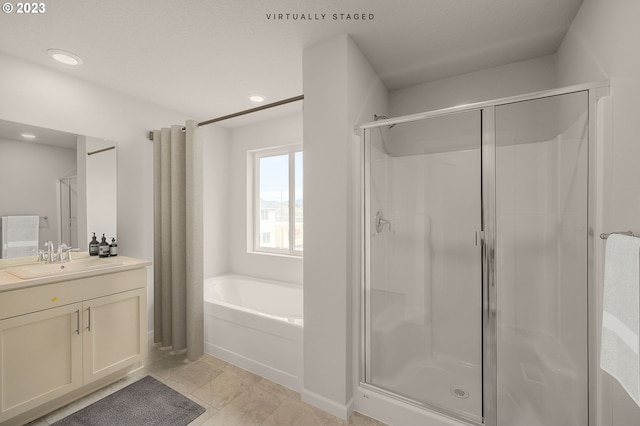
left=0, top=303, right=83, bottom=422
left=83, top=289, right=145, bottom=383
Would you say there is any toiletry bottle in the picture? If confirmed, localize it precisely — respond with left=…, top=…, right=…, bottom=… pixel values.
left=89, top=233, right=99, bottom=256
left=109, top=237, right=118, bottom=257
left=99, top=234, right=110, bottom=257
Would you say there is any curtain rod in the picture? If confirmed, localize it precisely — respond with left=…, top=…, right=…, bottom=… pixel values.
left=148, top=95, right=303, bottom=140
left=198, top=94, right=304, bottom=127
left=87, top=146, right=116, bottom=156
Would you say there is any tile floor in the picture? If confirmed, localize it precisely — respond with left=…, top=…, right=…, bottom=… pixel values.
left=28, top=343, right=387, bottom=426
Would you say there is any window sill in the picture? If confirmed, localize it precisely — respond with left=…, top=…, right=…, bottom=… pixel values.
left=248, top=250, right=303, bottom=260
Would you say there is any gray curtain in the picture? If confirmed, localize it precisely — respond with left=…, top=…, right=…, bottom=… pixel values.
left=152, top=120, right=203, bottom=361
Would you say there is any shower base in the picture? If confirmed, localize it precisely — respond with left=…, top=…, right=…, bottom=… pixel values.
left=371, top=356, right=482, bottom=420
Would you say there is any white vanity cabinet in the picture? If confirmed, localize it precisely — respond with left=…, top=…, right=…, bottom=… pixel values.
left=0, top=263, right=147, bottom=425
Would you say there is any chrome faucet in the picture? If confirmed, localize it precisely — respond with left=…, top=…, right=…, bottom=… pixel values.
left=44, top=241, right=55, bottom=263
left=39, top=241, right=78, bottom=263
left=57, top=243, right=78, bottom=262
left=57, top=243, right=68, bottom=262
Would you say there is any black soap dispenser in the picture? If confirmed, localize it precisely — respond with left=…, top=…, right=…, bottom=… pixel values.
left=98, top=234, right=110, bottom=257
left=109, top=237, right=118, bottom=257
left=89, top=233, right=99, bottom=256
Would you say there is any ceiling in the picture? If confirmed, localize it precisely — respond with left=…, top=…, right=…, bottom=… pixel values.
left=0, top=119, right=78, bottom=149
left=0, top=0, right=583, bottom=127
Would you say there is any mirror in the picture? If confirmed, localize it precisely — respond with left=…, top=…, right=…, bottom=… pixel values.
left=0, top=119, right=117, bottom=260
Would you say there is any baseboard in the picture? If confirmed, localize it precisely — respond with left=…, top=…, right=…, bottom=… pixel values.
left=300, top=388, right=354, bottom=421
left=204, top=342, right=300, bottom=391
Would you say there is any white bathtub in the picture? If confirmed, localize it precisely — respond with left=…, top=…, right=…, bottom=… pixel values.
left=203, top=274, right=303, bottom=390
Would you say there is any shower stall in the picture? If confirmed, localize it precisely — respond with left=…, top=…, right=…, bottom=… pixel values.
left=359, top=83, right=608, bottom=425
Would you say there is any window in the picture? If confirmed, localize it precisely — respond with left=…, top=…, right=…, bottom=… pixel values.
left=260, top=232, right=271, bottom=245
left=253, top=146, right=303, bottom=256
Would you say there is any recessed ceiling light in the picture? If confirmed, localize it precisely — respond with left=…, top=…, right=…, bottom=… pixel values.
left=249, top=95, right=266, bottom=103
left=21, top=133, right=36, bottom=139
left=47, top=49, right=83, bottom=66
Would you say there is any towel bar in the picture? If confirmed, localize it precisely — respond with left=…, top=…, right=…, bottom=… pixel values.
left=600, top=231, right=639, bottom=240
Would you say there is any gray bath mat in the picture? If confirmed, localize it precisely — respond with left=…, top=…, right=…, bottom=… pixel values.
left=51, top=375, right=205, bottom=426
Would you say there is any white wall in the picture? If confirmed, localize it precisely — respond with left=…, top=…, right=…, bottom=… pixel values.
left=84, top=137, right=117, bottom=248
left=202, top=124, right=231, bottom=279
left=556, top=1, right=640, bottom=424
left=227, top=113, right=303, bottom=284
left=201, top=112, right=304, bottom=284
left=302, top=34, right=388, bottom=419
left=0, top=138, right=76, bottom=249
left=390, top=55, right=557, bottom=116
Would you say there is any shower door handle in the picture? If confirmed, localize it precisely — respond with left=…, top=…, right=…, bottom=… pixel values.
left=475, top=230, right=485, bottom=247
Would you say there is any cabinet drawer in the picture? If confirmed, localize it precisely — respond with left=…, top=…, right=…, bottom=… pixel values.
left=0, top=268, right=146, bottom=320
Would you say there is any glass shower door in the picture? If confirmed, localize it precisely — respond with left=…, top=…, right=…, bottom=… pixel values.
left=495, top=91, right=589, bottom=425
left=364, top=110, right=483, bottom=422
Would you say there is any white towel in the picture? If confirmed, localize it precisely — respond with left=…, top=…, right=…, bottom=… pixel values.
left=0, top=215, right=40, bottom=259
left=601, top=234, right=640, bottom=408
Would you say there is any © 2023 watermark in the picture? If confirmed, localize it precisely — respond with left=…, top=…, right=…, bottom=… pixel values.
left=2, top=2, right=46, bottom=13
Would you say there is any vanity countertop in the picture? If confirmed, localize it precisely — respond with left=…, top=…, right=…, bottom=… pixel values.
left=0, top=253, right=151, bottom=293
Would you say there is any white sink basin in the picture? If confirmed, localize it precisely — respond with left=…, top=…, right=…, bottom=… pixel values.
left=5, top=258, right=124, bottom=279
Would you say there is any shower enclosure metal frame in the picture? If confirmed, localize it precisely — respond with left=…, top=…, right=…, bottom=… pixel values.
left=357, top=81, right=610, bottom=426
left=58, top=175, right=78, bottom=248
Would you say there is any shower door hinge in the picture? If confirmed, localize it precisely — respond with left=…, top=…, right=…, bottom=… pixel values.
left=475, top=231, right=485, bottom=247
